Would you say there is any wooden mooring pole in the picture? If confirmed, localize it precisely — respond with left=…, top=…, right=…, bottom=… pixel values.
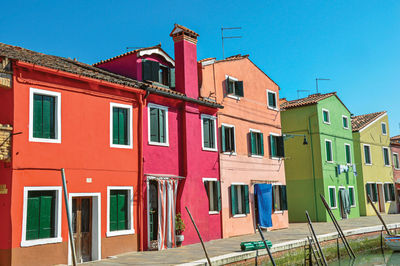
left=256, top=224, right=276, bottom=266
left=367, top=194, right=391, bottom=235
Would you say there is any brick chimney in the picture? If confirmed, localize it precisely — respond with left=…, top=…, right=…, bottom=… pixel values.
left=170, top=24, right=199, bottom=99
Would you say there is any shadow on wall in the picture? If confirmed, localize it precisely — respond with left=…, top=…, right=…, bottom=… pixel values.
left=388, top=202, right=398, bottom=214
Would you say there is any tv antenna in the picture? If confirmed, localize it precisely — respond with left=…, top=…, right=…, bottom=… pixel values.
left=297, top=89, right=311, bottom=98
left=221, top=27, right=242, bottom=59
left=315, top=78, right=330, bottom=93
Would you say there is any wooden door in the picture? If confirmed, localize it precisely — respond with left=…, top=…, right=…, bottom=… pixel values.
left=72, top=197, right=92, bottom=263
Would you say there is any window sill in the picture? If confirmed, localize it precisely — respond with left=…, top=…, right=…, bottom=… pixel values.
left=273, top=210, right=283, bottom=214
left=250, top=155, right=263, bottom=159
left=21, top=237, right=62, bottom=247
left=267, top=106, right=279, bottom=111
left=148, top=141, right=169, bottom=147
left=351, top=205, right=356, bottom=208
left=323, top=122, right=331, bottom=125
left=326, top=161, right=335, bottom=164
left=365, top=163, right=372, bottom=166
left=270, top=156, right=283, bottom=161
left=227, top=94, right=241, bottom=101
left=343, top=127, right=349, bottom=130
left=106, top=229, right=135, bottom=237
left=330, top=207, right=338, bottom=210
left=110, top=143, right=133, bottom=149
left=233, top=214, right=247, bottom=218
left=209, top=211, right=220, bottom=215
left=385, top=165, right=392, bottom=167
left=202, top=147, right=218, bottom=152
left=29, top=137, right=61, bottom=144
left=223, top=152, right=237, bottom=156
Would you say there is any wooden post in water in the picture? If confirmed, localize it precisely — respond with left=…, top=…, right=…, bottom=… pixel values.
left=367, top=194, right=391, bottom=235
left=185, top=207, right=212, bottom=266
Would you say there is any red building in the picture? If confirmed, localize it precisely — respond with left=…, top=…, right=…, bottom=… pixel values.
left=95, top=24, right=223, bottom=250
left=0, top=44, right=145, bottom=265
left=391, top=135, right=400, bottom=211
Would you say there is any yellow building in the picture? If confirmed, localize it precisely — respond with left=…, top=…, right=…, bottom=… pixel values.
left=352, top=111, right=396, bottom=216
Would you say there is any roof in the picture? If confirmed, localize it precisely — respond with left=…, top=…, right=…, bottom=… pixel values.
left=280, top=92, right=338, bottom=110
left=170, top=24, right=199, bottom=38
left=93, top=44, right=174, bottom=66
left=351, top=111, right=386, bottom=132
left=215, top=54, right=249, bottom=63
left=391, top=135, right=400, bottom=146
left=0, top=42, right=222, bottom=109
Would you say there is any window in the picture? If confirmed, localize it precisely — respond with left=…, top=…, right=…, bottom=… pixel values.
left=328, top=186, right=337, bottom=208
left=148, top=104, right=168, bottom=146
left=267, top=90, right=278, bottom=110
left=250, top=129, right=264, bottom=157
left=272, top=185, right=288, bottom=212
left=393, top=153, right=400, bottom=169
left=342, top=116, right=349, bottom=129
left=226, top=76, right=244, bottom=98
left=384, top=183, right=395, bottom=202
left=348, top=186, right=356, bottom=207
left=364, top=145, right=372, bottom=165
left=382, top=122, right=387, bottom=135
left=221, top=124, right=235, bottom=153
left=29, top=88, right=61, bottom=143
left=107, top=187, right=134, bottom=237
left=270, top=134, right=285, bottom=158
left=110, top=103, right=133, bottom=149
left=345, top=144, right=351, bottom=164
left=142, top=60, right=175, bottom=88
left=203, top=179, right=221, bottom=213
left=201, top=115, right=217, bottom=151
left=322, top=109, right=330, bottom=124
left=325, top=140, right=333, bottom=162
left=230, top=184, right=249, bottom=216
left=21, top=187, right=62, bottom=247
left=366, top=183, right=378, bottom=202
left=383, top=147, right=390, bottom=166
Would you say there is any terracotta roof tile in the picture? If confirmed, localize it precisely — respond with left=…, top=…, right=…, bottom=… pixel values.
left=351, top=111, right=386, bottom=132
left=280, top=92, right=337, bottom=110
left=391, top=135, right=400, bottom=146
left=215, top=54, right=249, bottom=63
left=198, top=57, right=216, bottom=63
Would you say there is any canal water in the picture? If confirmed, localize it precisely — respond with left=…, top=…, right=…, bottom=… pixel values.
left=330, top=250, right=400, bottom=266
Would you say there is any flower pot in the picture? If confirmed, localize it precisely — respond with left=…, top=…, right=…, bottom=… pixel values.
left=176, top=234, right=184, bottom=247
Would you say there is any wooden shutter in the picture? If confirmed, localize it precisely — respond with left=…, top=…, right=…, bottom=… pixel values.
left=372, top=183, right=378, bottom=202
left=209, top=119, right=215, bottom=148
left=345, top=145, right=351, bottom=164
left=244, top=185, right=250, bottom=214
left=118, top=108, right=127, bottom=145
left=260, top=133, right=264, bottom=156
left=272, top=185, right=276, bottom=211
left=203, top=119, right=210, bottom=148
left=329, top=188, right=335, bottom=208
left=250, top=132, right=256, bottom=155
left=268, top=92, right=276, bottom=108
left=390, top=184, right=395, bottom=201
left=204, top=181, right=210, bottom=200
left=39, top=194, right=54, bottom=239
left=150, top=61, right=160, bottom=82
left=230, top=127, right=235, bottom=152
left=384, top=184, right=389, bottom=202
left=221, top=125, right=226, bottom=152
left=326, top=141, right=332, bottom=161
left=349, top=188, right=354, bottom=206
left=159, top=109, right=165, bottom=143
left=231, top=185, right=237, bottom=215
left=217, top=181, right=221, bottom=211
left=236, top=81, right=244, bottom=97
left=26, top=194, right=40, bottom=240
left=366, top=184, right=371, bottom=201
left=226, top=78, right=233, bottom=94
left=112, top=108, right=119, bottom=144
left=150, top=108, right=159, bottom=142
left=42, top=96, right=55, bottom=139
left=277, top=136, right=285, bottom=158
left=33, top=94, right=43, bottom=138
left=142, top=60, right=152, bottom=81
left=280, top=186, right=288, bottom=210
left=109, top=192, right=118, bottom=231
left=169, top=68, right=175, bottom=88
left=270, top=135, right=277, bottom=157
left=117, top=191, right=128, bottom=230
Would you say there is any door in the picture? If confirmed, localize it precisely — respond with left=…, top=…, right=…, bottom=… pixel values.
left=377, top=184, right=385, bottom=213
left=72, top=197, right=92, bottom=263
left=148, top=181, right=158, bottom=250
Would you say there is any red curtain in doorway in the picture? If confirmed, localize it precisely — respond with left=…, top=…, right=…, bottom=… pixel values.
left=158, top=179, right=178, bottom=250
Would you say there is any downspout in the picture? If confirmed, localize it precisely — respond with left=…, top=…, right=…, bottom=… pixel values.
left=308, top=115, right=319, bottom=220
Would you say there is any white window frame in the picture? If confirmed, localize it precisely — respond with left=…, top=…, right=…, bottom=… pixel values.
left=342, top=115, right=349, bottom=129
left=383, top=147, right=391, bottom=167
left=225, top=75, right=241, bottom=100
left=381, top=122, right=387, bottom=135
left=221, top=123, right=237, bottom=155
left=269, top=132, right=281, bottom=160
left=21, top=186, right=62, bottom=247
left=344, top=143, right=352, bottom=164
left=366, top=182, right=377, bottom=203
left=348, top=186, right=356, bottom=207
left=110, top=102, right=133, bottom=149
left=322, top=108, right=330, bottom=125
left=106, top=186, right=135, bottom=237
left=147, top=103, right=169, bottom=147
left=363, top=144, right=372, bottom=165
left=393, top=152, right=400, bottom=170
left=29, top=88, right=62, bottom=143
left=266, top=90, right=278, bottom=111
left=325, top=139, right=334, bottom=163
left=202, top=178, right=220, bottom=214
left=231, top=182, right=247, bottom=218
left=249, top=128, right=263, bottom=158
left=201, top=114, right=218, bottom=152
left=328, top=186, right=337, bottom=209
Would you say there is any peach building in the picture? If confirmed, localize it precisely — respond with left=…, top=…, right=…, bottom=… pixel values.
left=199, top=55, right=289, bottom=238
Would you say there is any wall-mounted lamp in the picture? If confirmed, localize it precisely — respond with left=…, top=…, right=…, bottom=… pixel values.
left=283, top=134, right=308, bottom=145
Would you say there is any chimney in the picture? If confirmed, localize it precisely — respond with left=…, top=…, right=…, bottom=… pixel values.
left=170, top=24, right=200, bottom=99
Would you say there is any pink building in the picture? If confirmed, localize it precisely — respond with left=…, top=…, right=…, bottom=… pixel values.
left=199, top=55, right=289, bottom=238
left=391, top=136, right=400, bottom=211
left=95, top=24, right=222, bottom=250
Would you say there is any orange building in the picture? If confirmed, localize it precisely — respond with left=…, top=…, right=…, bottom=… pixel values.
left=199, top=55, right=289, bottom=238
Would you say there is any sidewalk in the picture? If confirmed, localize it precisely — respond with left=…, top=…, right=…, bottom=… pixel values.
left=87, top=214, right=400, bottom=265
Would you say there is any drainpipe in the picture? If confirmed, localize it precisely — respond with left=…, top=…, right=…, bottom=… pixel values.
left=308, top=115, right=319, bottom=220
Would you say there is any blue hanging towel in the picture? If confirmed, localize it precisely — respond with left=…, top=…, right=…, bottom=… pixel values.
left=254, top=184, right=273, bottom=228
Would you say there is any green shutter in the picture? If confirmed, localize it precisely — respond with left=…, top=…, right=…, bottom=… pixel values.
left=217, top=181, right=221, bottom=211
left=349, top=188, right=354, bottom=206
left=231, top=185, right=237, bottom=215
left=117, top=192, right=128, bottom=230
left=26, top=195, right=40, bottom=240
left=203, top=119, right=210, bottom=148
left=390, top=184, right=395, bottom=201
left=268, top=92, right=276, bottom=108
left=250, top=132, right=256, bottom=155
left=209, top=119, right=215, bottom=149
left=373, top=183, right=378, bottom=202
left=270, top=135, right=277, bottom=157
left=112, top=108, right=119, bottom=144
left=42, top=96, right=51, bottom=139
left=323, top=111, right=329, bottom=122
left=384, top=184, right=389, bottom=202
left=221, top=125, right=226, bottom=152
left=272, top=186, right=276, bottom=211
left=277, top=136, right=285, bottom=158
left=236, top=81, right=244, bottom=97
left=159, top=109, right=165, bottom=143
left=169, top=68, right=175, bottom=88
left=244, top=185, right=250, bottom=214
left=280, top=186, right=288, bottom=211
left=260, top=133, right=264, bottom=156
left=366, top=184, right=371, bottom=201
left=142, top=60, right=152, bottom=81
left=151, top=61, right=160, bottom=82
left=343, top=117, right=348, bottom=128
left=110, top=192, right=118, bottom=231
left=150, top=108, right=159, bottom=142
left=364, top=146, right=370, bottom=164
left=326, top=141, right=332, bottom=161
left=39, top=194, right=54, bottom=239
left=345, top=145, right=351, bottom=164
left=118, top=108, right=127, bottom=145
left=33, top=94, right=43, bottom=138
left=329, top=188, right=335, bottom=208
left=227, top=78, right=233, bottom=94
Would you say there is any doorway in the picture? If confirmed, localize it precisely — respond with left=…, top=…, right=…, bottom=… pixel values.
left=148, top=180, right=158, bottom=250
left=377, top=184, right=386, bottom=213
left=72, top=197, right=92, bottom=263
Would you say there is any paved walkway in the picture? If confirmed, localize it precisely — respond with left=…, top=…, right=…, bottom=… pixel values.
left=87, top=214, right=400, bottom=265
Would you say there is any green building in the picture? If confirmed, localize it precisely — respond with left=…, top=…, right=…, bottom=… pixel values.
left=281, top=92, right=360, bottom=222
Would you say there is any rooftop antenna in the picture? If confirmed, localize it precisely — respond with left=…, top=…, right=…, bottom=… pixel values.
left=221, top=27, right=242, bottom=59
left=315, top=78, right=330, bottom=93
left=297, top=89, right=311, bottom=98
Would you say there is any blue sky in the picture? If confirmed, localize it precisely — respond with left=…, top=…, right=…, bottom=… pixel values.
left=2, top=0, right=399, bottom=135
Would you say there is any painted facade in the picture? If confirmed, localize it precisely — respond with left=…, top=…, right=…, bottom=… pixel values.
left=0, top=47, right=144, bottom=265
left=281, top=93, right=360, bottom=222
left=198, top=55, right=288, bottom=238
left=391, top=136, right=400, bottom=212
left=96, top=24, right=222, bottom=250
left=352, top=112, right=396, bottom=216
